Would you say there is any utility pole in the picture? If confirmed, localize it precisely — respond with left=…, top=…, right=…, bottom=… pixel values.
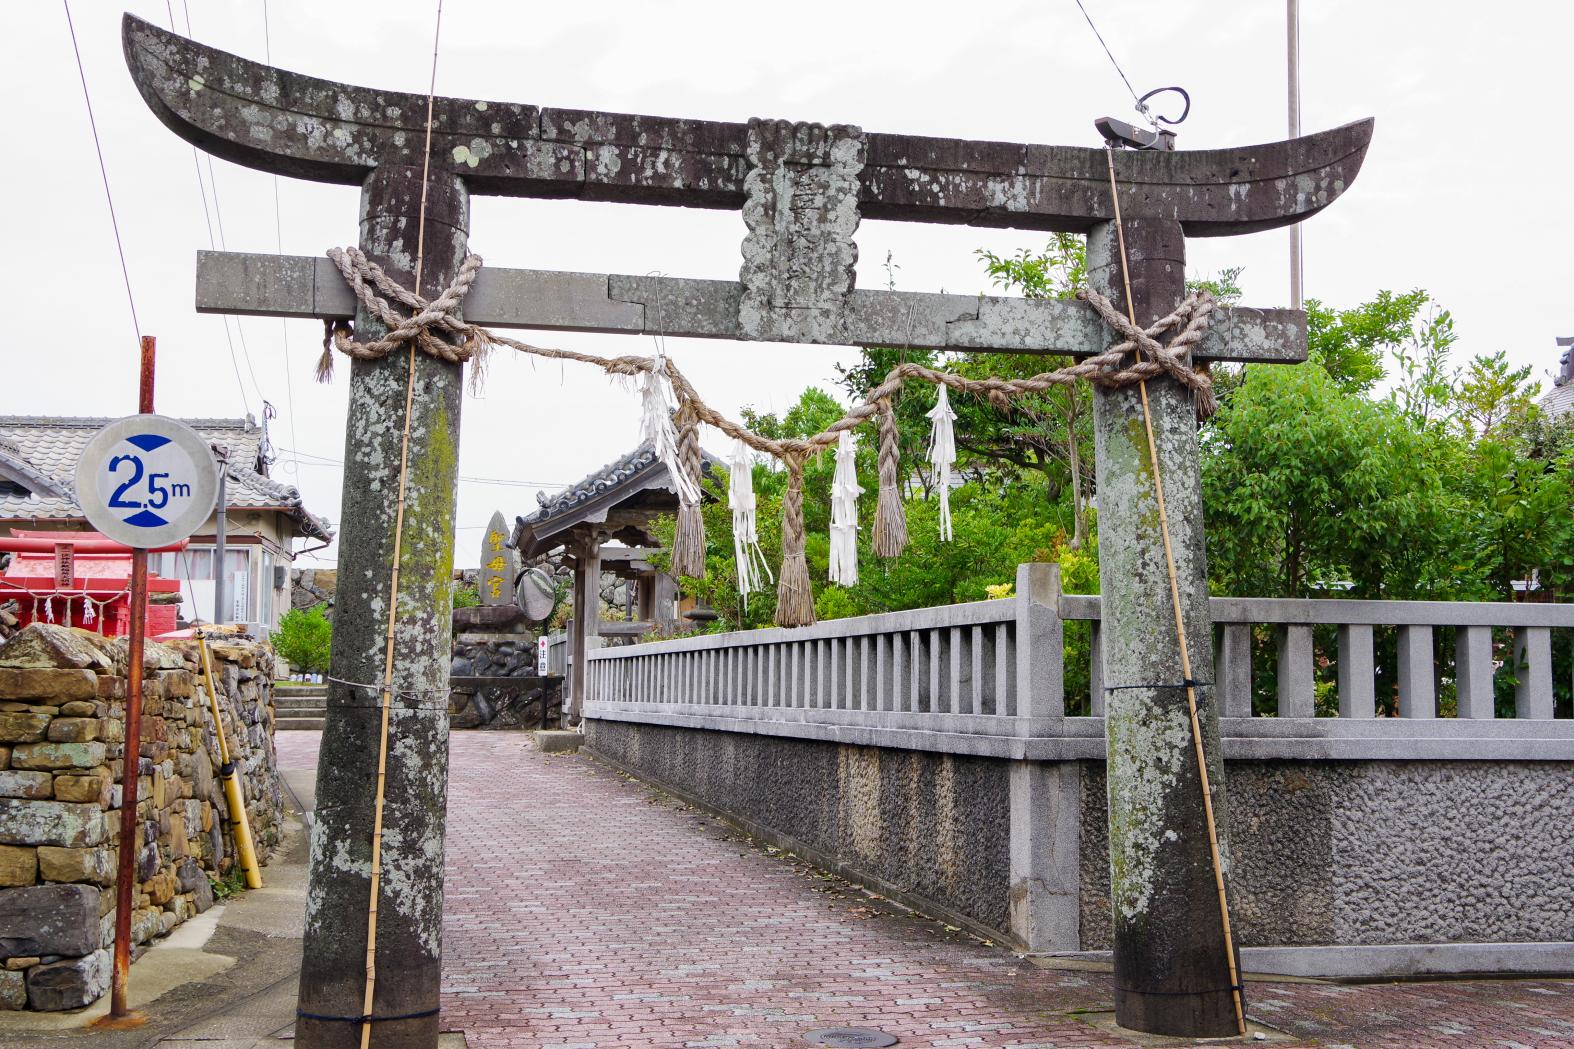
left=1288, top=0, right=1303, bottom=308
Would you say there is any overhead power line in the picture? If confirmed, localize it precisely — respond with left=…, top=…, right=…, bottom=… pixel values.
left=63, top=0, right=141, bottom=345
left=1071, top=0, right=1141, bottom=106
left=262, top=0, right=303, bottom=477
left=166, top=0, right=251, bottom=416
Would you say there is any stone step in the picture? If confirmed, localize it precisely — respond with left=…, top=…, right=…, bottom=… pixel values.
left=277, top=716, right=325, bottom=731
left=275, top=695, right=329, bottom=710
left=275, top=685, right=328, bottom=698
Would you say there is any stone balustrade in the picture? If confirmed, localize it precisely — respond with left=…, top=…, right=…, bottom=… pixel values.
left=586, top=565, right=1574, bottom=760
left=581, top=564, right=1574, bottom=978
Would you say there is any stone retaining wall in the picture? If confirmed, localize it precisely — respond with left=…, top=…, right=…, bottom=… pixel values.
left=0, top=624, right=284, bottom=1010
left=586, top=721, right=1011, bottom=937
left=586, top=720, right=1574, bottom=974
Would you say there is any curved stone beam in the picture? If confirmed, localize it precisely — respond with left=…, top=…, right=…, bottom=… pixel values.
left=124, top=13, right=1371, bottom=236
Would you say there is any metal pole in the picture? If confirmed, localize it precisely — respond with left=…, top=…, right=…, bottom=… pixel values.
left=213, top=446, right=228, bottom=624
left=110, top=335, right=156, bottom=1019
left=1288, top=0, right=1304, bottom=309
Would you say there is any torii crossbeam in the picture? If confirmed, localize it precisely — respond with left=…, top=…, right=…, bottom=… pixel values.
left=122, top=13, right=1371, bottom=1045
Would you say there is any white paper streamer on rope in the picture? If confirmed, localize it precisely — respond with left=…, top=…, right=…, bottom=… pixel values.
left=829, top=430, right=864, bottom=586
left=638, top=354, right=699, bottom=505
left=927, top=384, right=957, bottom=542
left=727, top=438, right=773, bottom=609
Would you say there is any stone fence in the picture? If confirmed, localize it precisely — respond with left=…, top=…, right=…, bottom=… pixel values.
left=0, top=625, right=285, bottom=1010
left=583, top=564, right=1574, bottom=979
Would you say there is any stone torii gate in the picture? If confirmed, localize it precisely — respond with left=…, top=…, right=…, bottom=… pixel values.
left=122, top=14, right=1370, bottom=1044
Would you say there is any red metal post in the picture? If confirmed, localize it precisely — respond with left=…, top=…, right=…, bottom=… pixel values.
left=110, top=336, right=155, bottom=1018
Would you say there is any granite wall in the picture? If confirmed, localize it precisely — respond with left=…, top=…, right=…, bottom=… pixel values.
left=0, top=624, right=285, bottom=1010
left=589, top=719, right=1574, bottom=960
left=586, top=720, right=1011, bottom=935
left=1080, top=760, right=1574, bottom=950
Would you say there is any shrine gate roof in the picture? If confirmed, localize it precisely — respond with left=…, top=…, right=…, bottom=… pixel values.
left=513, top=441, right=718, bottom=559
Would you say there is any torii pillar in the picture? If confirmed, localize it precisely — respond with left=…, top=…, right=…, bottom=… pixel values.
left=1087, top=215, right=1236, bottom=1034
left=291, top=166, right=468, bottom=1048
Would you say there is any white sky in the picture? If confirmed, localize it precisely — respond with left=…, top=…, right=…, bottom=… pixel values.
left=4, top=1, right=1570, bottom=568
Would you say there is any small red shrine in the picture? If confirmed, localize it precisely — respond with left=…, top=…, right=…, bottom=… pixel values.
left=0, top=530, right=186, bottom=638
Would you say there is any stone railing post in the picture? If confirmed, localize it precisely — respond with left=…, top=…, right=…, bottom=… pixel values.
left=1008, top=562, right=1077, bottom=953
left=1014, top=562, right=1064, bottom=722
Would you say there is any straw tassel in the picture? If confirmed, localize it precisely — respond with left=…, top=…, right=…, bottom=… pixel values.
left=828, top=431, right=862, bottom=587
left=639, top=355, right=700, bottom=505
left=670, top=402, right=707, bottom=578
left=927, top=384, right=957, bottom=542
left=873, top=398, right=907, bottom=558
left=774, top=454, right=815, bottom=628
left=727, top=439, right=772, bottom=611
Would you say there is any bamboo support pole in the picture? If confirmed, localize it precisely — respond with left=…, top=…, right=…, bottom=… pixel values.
left=196, top=632, right=262, bottom=889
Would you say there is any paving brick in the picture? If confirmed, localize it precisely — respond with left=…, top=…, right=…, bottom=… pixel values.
left=276, top=732, right=1574, bottom=1049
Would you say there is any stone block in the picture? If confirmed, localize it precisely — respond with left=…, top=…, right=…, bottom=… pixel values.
left=145, top=871, right=175, bottom=907
left=0, top=885, right=99, bottom=956
left=1, top=669, right=99, bottom=704
left=95, top=677, right=124, bottom=700
left=37, top=847, right=115, bottom=887
left=190, top=874, right=214, bottom=914
left=0, top=799, right=106, bottom=848
left=58, top=702, right=97, bottom=718
left=0, top=772, right=52, bottom=799
left=26, top=948, right=109, bottom=1011
left=0, top=626, right=113, bottom=672
left=10, top=742, right=107, bottom=772
left=0, top=969, right=23, bottom=1009
left=52, top=775, right=107, bottom=806
left=4, top=957, right=39, bottom=971
left=132, top=906, right=160, bottom=945
left=0, top=845, right=35, bottom=887
left=46, top=719, right=98, bottom=744
left=0, top=714, right=51, bottom=745
left=173, top=857, right=201, bottom=894
left=0, top=745, right=8, bottom=769
left=136, top=841, right=159, bottom=882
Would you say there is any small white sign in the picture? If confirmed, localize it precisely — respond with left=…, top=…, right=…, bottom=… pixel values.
left=74, top=415, right=219, bottom=549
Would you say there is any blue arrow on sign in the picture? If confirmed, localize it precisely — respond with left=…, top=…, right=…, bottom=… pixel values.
left=126, top=434, right=172, bottom=452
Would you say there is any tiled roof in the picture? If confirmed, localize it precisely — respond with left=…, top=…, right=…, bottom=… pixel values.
left=1540, top=382, right=1574, bottom=421
left=0, top=416, right=331, bottom=542
left=524, top=443, right=663, bottom=525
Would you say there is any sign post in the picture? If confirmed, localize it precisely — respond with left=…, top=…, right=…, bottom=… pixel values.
left=74, top=337, right=218, bottom=1019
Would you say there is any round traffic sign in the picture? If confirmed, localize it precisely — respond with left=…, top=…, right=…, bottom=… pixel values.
left=74, top=415, right=219, bottom=549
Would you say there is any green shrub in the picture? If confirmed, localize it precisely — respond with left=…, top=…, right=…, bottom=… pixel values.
left=271, top=603, right=333, bottom=674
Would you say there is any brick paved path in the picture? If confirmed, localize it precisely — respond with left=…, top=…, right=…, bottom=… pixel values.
left=276, top=732, right=1574, bottom=1048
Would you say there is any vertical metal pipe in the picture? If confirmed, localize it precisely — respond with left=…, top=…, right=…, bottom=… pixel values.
left=213, top=445, right=228, bottom=624
left=1288, top=0, right=1304, bottom=308
left=111, top=334, right=156, bottom=1018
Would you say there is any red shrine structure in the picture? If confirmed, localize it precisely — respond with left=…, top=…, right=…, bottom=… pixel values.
left=0, top=530, right=186, bottom=638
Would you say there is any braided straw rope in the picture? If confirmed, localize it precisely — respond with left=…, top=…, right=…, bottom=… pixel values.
left=321, top=246, right=1216, bottom=625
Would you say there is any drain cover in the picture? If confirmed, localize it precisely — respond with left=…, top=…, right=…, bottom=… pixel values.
left=804, top=1029, right=898, bottom=1048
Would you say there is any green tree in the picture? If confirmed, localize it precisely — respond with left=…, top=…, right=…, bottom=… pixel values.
left=271, top=603, right=333, bottom=674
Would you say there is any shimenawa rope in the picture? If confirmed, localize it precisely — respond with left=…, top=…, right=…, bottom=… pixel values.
left=319, top=246, right=1216, bottom=626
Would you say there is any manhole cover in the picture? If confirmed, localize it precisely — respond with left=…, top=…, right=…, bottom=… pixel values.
left=804, top=1029, right=899, bottom=1048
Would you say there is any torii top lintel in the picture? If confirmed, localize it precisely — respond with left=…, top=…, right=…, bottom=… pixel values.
left=123, top=14, right=1371, bottom=239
